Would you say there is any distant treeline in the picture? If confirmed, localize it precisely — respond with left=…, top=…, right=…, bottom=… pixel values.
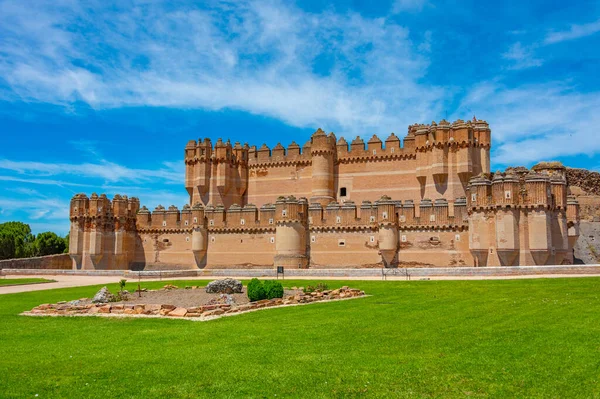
left=0, top=222, right=69, bottom=260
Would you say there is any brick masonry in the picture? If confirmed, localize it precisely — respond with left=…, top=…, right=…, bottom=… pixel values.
left=0, top=254, right=71, bottom=270
left=4, top=264, right=600, bottom=278
left=63, top=118, right=592, bottom=270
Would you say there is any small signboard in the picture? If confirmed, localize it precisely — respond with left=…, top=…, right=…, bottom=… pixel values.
left=276, top=266, right=284, bottom=279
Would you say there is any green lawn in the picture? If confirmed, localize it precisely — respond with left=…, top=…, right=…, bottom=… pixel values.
left=0, top=278, right=599, bottom=398
left=0, top=278, right=55, bottom=287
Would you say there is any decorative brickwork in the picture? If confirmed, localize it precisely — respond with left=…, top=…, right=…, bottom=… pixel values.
left=68, top=119, right=580, bottom=269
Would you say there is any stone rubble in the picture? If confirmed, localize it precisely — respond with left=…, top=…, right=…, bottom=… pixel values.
left=207, top=293, right=236, bottom=306
left=26, top=287, right=366, bottom=320
left=91, top=287, right=113, bottom=303
left=205, top=278, right=243, bottom=294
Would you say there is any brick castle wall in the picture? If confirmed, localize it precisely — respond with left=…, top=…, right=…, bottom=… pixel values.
left=0, top=254, right=72, bottom=270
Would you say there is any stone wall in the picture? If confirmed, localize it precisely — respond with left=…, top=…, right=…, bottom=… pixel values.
left=0, top=254, right=72, bottom=270
left=567, top=168, right=600, bottom=221
left=567, top=168, right=600, bottom=196
left=574, top=221, right=600, bottom=264
left=5, top=264, right=600, bottom=277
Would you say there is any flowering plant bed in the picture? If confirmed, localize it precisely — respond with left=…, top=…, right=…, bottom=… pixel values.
left=22, top=286, right=366, bottom=321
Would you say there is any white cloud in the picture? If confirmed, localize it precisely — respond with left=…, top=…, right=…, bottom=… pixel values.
left=0, top=0, right=442, bottom=137
left=0, top=0, right=600, bottom=172
left=0, top=197, right=69, bottom=221
left=6, top=187, right=46, bottom=197
left=0, top=159, right=182, bottom=184
left=458, top=82, right=600, bottom=166
left=392, top=0, right=428, bottom=13
left=545, top=18, right=600, bottom=44
left=502, top=42, right=543, bottom=70
left=68, top=140, right=101, bottom=157
left=0, top=175, right=92, bottom=188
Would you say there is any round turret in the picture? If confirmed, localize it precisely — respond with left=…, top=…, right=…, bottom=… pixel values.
left=310, top=129, right=336, bottom=207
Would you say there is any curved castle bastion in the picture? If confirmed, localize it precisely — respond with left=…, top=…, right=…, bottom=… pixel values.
left=67, top=118, right=581, bottom=270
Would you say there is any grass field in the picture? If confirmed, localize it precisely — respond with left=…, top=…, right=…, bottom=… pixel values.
left=0, top=278, right=55, bottom=287
left=0, top=278, right=599, bottom=398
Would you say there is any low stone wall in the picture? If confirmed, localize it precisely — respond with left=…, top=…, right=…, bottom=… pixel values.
left=0, top=254, right=71, bottom=270
left=4, top=264, right=600, bottom=278
left=201, top=265, right=600, bottom=278
left=24, top=287, right=366, bottom=320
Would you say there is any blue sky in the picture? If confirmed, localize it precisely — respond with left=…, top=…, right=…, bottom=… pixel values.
left=1, top=0, right=600, bottom=235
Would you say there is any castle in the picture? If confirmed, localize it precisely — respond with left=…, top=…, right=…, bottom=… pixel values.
left=68, top=118, right=581, bottom=270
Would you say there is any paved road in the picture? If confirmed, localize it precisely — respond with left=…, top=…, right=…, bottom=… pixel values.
left=1, top=273, right=599, bottom=295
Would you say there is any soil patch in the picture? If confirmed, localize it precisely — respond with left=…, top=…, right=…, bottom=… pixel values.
left=24, top=286, right=367, bottom=321
left=78, top=287, right=300, bottom=308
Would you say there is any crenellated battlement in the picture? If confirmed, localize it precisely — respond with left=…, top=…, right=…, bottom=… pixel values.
left=185, top=119, right=485, bottom=170
left=467, top=162, right=580, bottom=267
left=467, top=167, right=570, bottom=210
left=184, top=138, right=250, bottom=165
left=247, top=142, right=313, bottom=166
left=136, top=202, right=206, bottom=231
left=66, top=115, right=584, bottom=271
left=69, top=193, right=141, bottom=271
left=69, top=193, right=140, bottom=221
left=245, top=129, right=418, bottom=166
left=132, top=193, right=470, bottom=233
left=307, top=195, right=467, bottom=230
left=183, top=119, right=492, bottom=208
left=411, top=118, right=491, bottom=150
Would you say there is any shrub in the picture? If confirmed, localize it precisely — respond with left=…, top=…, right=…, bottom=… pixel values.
left=316, top=282, right=329, bottom=291
left=264, top=280, right=284, bottom=299
left=303, top=285, right=315, bottom=294
left=247, top=278, right=266, bottom=302
left=304, top=282, right=328, bottom=293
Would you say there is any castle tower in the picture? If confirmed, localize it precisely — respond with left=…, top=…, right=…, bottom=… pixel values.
left=467, top=175, right=491, bottom=266
left=566, top=195, right=580, bottom=263
left=190, top=202, right=208, bottom=268
left=524, top=173, right=552, bottom=265
left=310, top=129, right=336, bottom=207
left=68, top=194, right=89, bottom=269
left=233, top=142, right=249, bottom=202
left=473, top=120, right=491, bottom=175
left=185, top=138, right=212, bottom=205
left=213, top=138, right=231, bottom=205
left=69, top=193, right=139, bottom=270
left=376, top=195, right=398, bottom=267
left=274, top=196, right=309, bottom=268
left=113, top=195, right=139, bottom=268
left=550, top=176, right=569, bottom=264
left=184, top=138, right=248, bottom=207
left=490, top=173, right=519, bottom=266
left=86, top=193, right=111, bottom=268
left=414, top=119, right=491, bottom=201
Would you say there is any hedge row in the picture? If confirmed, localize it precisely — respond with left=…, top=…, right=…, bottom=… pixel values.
left=247, top=278, right=284, bottom=302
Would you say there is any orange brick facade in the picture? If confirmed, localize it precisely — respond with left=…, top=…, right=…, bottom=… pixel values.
left=68, top=119, right=581, bottom=270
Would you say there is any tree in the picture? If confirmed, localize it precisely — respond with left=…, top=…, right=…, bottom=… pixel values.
left=0, top=222, right=35, bottom=259
left=34, top=232, right=67, bottom=256
left=0, top=231, right=16, bottom=260
left=63, top=233, right=70, bottom=254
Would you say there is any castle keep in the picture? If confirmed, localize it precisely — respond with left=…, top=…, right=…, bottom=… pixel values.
left=68, top=119, right=581, bottom=270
